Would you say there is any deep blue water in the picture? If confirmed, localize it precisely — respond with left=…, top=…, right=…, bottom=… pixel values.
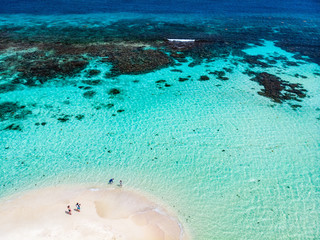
left=1, top=0, right=320, bottom=15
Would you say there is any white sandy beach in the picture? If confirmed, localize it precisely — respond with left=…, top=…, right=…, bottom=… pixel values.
left=0, top=185, right=189, bottom=240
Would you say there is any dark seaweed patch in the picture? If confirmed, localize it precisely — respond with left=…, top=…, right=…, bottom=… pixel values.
left=117, top=109, right=124, bottom=113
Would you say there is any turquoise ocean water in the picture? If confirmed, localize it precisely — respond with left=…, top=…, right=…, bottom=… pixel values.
left=0, top=6, right=320, bottom=240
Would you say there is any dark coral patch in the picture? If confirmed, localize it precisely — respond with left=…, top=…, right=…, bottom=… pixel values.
left=250, top=72, right=307, bottom=105
left=14, top=109, right=32, bottom=120
left=83, top=90, right=96, bottom=99
left=0, top=83, right=17, bottom=93
left=242, top=54, right=271, bottom=68
left=170, top=69, right=183, bottom=73
left=0, top=102, right=20, bottom=121
left=156, top=80, right=166, bottom=83
left=171, top=53, right=188, bottom=63
left=107, top=48, right=172, bottom=76
left=108, top=88, right=121, bottom=95
left=294, top=74, right=307, bottom=79
left=75, top=114, right=85, bottom=120
left=86, top=69, right=101, bottom=77
left=0, top=102, right=32, bottom=121
left=210, top=71, right=229, bottom=80
left=178, top=77, right=189, bottom=82
left=223, top=67, right=233, bottom=73
left=4, top=124, right=22, bottom=131
left=199, top=75, right=210, bottom=81
left=285, top=61, right=299, bottom=67
left=57, top=115, right=71, bottom=122
left=104, top=103, right=114, bottom=109
left=81, top=80, right=102, bottom=86
left=12, top=54, right=88, bottom=84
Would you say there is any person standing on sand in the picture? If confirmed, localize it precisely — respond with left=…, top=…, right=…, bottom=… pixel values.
left=76, top=203, right=81, bottom=212
left=67, top=205, right=72, bottom=215
left=119, top=180, right=122, bottom=187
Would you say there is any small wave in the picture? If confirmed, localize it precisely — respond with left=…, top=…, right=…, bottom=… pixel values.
left=167, top=39, right=195, bottom=42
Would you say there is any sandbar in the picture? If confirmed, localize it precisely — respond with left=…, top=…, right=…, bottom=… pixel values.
left=0, top=185, right=189, bottom=240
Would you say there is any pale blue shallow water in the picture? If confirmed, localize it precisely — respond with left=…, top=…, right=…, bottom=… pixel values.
left=0, top=11, right=320, bottom=239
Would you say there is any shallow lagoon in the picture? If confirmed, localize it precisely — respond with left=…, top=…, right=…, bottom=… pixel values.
left=0, top=13, right=319, bottom=239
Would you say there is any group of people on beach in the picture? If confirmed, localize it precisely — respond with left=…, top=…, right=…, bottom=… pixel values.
left=67, top=203, right=81, bottom=215
left=108, top=178, right=122, bottom=187
left=66, top=179, right=122, bottom=215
